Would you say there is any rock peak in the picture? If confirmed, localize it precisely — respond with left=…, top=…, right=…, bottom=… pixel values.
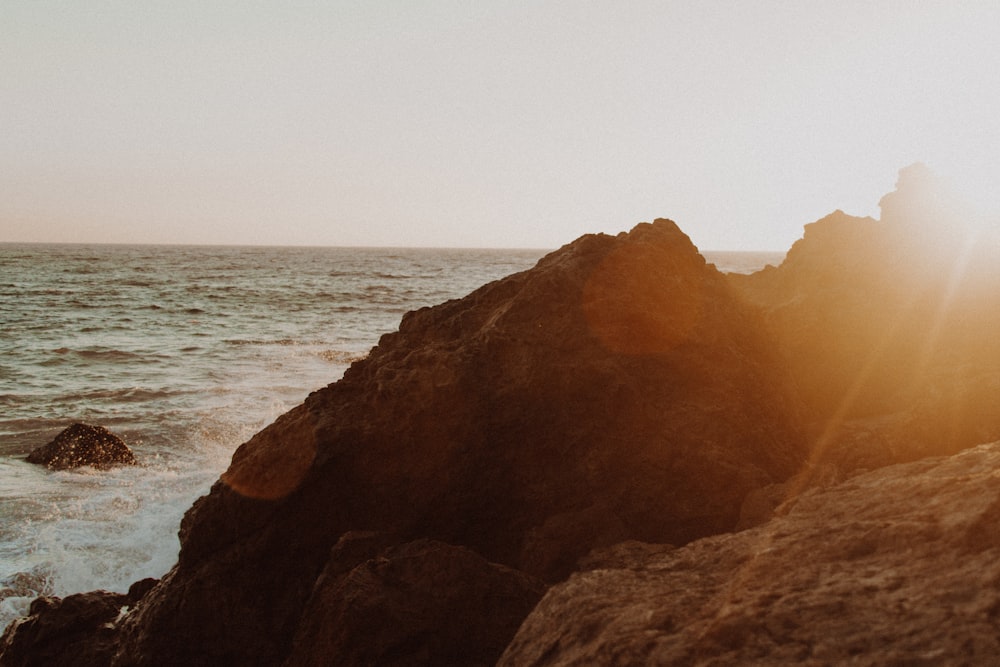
left=105, top=218, right=807, bottom=665
left=878, top=161, right=969, bottom=233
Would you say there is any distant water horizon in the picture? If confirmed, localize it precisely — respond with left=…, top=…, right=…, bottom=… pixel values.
left=1, top=240, right=787, bottom=252
left=0, top=243, right=779, bottom=625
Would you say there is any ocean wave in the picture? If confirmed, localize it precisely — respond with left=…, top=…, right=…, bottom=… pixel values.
left=224, top=338, right=302, bottom=347
left=66, top=387, right=182, bottom=402
left=49, top=348, right=146, bottom=362
left=67, top=299, right=103, bottom=309
left=0, top=569, right=52, bottom=622
left=0, top=456, right=226, bottom=628
left=0, top=418, right=63, bottom=456
left=0, top=394, right=27, bottom=407
left=316, top=349, right=366, bottom=364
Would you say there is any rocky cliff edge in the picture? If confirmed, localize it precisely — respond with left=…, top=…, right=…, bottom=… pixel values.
left=112, top=219, right=806, bottom=665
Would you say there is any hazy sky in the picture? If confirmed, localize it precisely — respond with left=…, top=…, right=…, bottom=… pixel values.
left=3, top=2, right=999, bottom=250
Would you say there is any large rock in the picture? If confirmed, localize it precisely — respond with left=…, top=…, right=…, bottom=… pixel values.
left=26, top=423, right=136, bottom=470
left=0, top=579, right=156, bottom=667
left=112, top=219, right=807, bottom=665
left=500, top=441, right=1000, bottom=665
left=729, top=164, right=1000, bottom=472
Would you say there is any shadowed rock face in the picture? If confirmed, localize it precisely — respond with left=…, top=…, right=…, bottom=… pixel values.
left=284, top=536, right=546, bottom=667
left=26, top=423, right=136, bottom=470
left=500, top=441, right=1000, bottom=665
left=112, top=219, right=807, bottom=666
left=0, top=579, right=156, bottom=667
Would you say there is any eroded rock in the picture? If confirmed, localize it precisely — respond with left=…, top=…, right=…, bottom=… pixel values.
left=0, top=579, right=156, bottom=667
left=26, top=423, right=136, bottom=470
left=501, top=442, right=1000, bottom=665
left=113, top=219, right=807, bottom=665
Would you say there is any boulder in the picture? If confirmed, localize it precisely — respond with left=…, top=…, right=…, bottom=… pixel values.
left=284, top=536, right=546, bottom=666
left=112, top=219, right=807, bottom=665
left=0, top=579, right=156, bottom=667
left=26, top=423, right=136, bottom=470
left=500, top=441, right=1000, bottom=665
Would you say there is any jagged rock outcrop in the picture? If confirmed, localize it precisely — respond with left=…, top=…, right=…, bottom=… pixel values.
left=26, top=423, right=136, bottom=470
left=730, top=164, right=1000, bottom=472
left=0, top=579, right=155, bottom=667
left=500, top=441, right=1000, bottom=665
left=110, top=219, right=807, bottom=665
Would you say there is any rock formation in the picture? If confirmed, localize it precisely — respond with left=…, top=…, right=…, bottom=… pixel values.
left=6, top=168, right=1000, bottom=665
left=107, top=219, right=806, bottom=665
left=729, top=164, right=1000, bottom=473
left=26, top=423, right=136, bottom=470
left=500, top=441, right=1000, bottom=665
left=0, top=579, right=155, bottom=667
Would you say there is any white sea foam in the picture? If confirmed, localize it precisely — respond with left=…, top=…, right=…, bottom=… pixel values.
left=0, top=439, right=222, bottom=624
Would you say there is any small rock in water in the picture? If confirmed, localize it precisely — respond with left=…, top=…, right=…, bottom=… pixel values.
left=26, top=423, right=136, bottom=470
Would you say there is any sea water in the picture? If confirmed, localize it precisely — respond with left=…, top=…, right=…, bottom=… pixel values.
left=0, top=243, right=781, bottom=625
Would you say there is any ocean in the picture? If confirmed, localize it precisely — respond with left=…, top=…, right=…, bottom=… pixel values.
left=0, top=243, right=782, bottom=625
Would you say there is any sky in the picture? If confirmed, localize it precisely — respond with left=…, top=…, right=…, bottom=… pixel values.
left=3, top=1, right=999, bottom=251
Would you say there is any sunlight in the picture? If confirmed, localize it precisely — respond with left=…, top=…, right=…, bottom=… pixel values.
left=876, top=163, right=1000, bottom=285
left=776, top=163, right=1000, bottom=501
left=952, top=164, right=1000, bottom=239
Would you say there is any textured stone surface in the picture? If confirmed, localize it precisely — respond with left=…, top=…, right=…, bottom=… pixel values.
left=284, top=537, right=546, bottom=667
left=112, top=219, right=807, bottom=665
left=26, top=423, right=136, bottom=470
left=501, top=441, right=1000, bottom=666
left=0, top=580, right=155, bottom=667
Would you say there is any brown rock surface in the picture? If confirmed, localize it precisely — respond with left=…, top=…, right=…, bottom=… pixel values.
left=500, top=441, right=1000, bottom=665
left=111, top=219, right=807, bottom=665
left=284, top=537, right=546, bottom=666
left=0, top=580, right=155, bottom=667
left=26, top=423, right=136, bottom=470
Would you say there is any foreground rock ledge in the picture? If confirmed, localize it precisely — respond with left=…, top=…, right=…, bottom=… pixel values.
left=500, top=441, right=1000, bottom=665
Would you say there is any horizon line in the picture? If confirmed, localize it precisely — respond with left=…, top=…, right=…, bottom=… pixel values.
left=0, top=239, right=788, bottom=254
